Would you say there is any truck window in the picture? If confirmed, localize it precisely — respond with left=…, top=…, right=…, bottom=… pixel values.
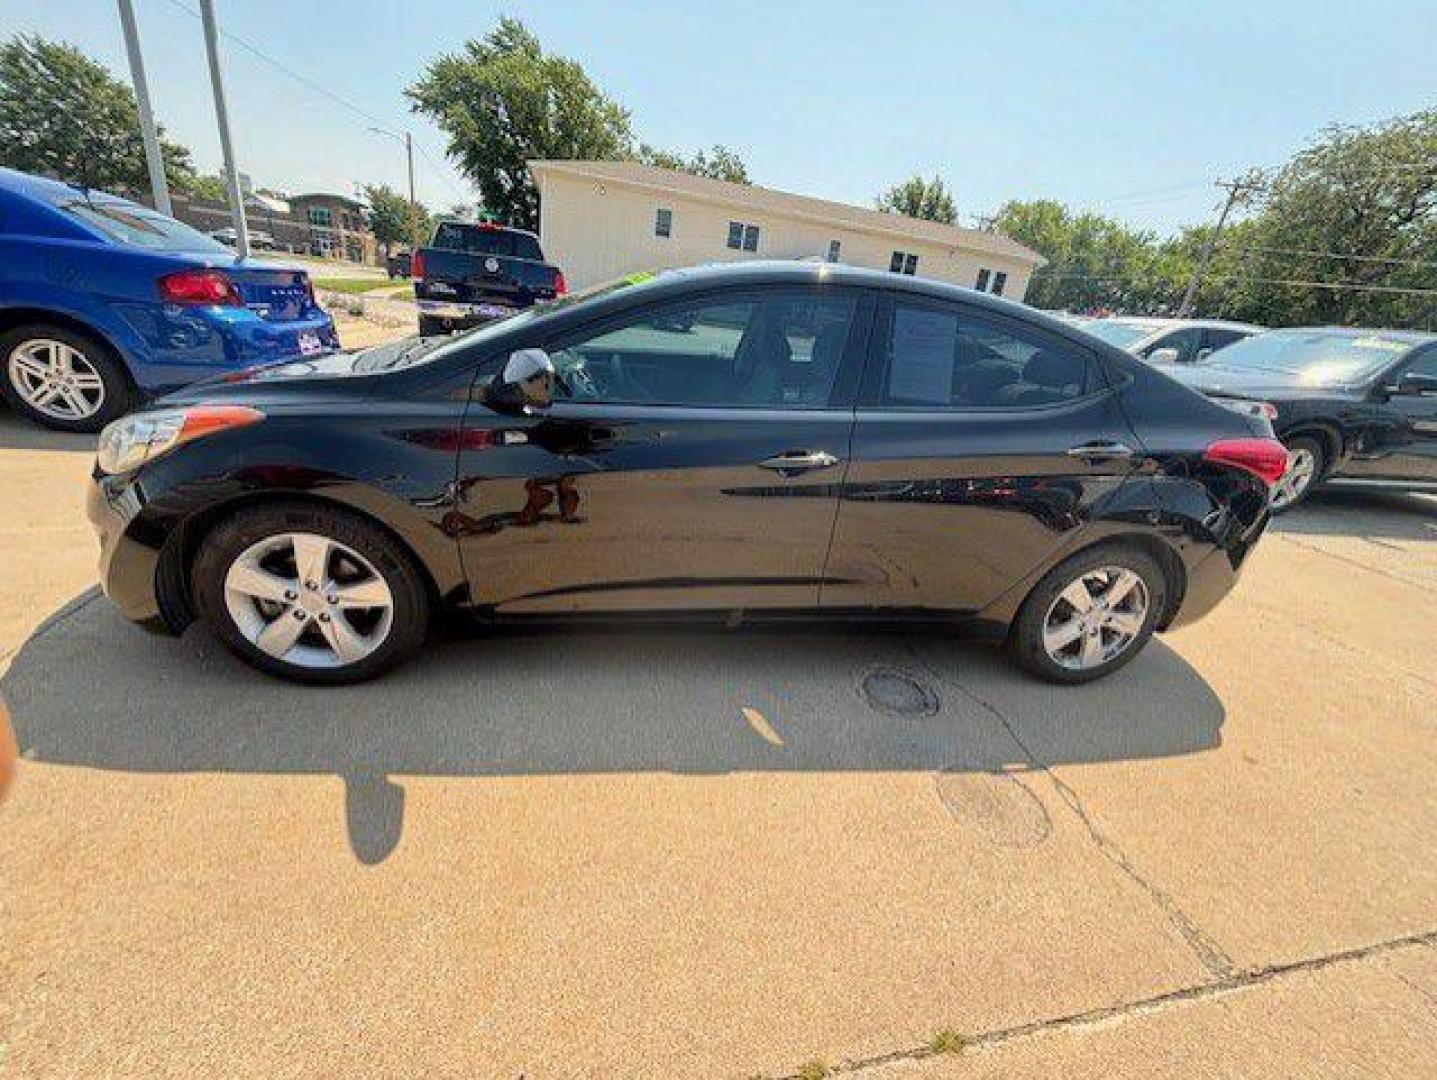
left=431, top=223, right=543, bottom=260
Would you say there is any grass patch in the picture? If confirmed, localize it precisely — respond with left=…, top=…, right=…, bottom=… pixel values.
left=312, top=276, right=389, bottom=295
left=930, top=1028, right=968, bottom=1055
left=796, top=1062, right=830, bottom=1080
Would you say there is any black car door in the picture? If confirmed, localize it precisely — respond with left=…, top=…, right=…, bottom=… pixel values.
left=823, top=294, right=1142, bottom=614
left=1362, top=347, right=1437, bottom=482
left=452, top=286, right=872, bottom=614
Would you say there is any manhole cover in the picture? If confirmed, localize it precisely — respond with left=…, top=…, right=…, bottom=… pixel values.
left=934, top=770, right=1051, bottom=849
left=859, top=668, right=939, bottom=716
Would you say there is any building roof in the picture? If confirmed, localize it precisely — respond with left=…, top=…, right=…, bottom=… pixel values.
left=528, top=159, right=1043, bottom=266
left=289, top=192, right=365, bottom=210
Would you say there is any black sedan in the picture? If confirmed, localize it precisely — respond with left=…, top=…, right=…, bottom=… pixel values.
left=87, top=263, right=1285, bottom=685
left=1168, top=328, right=1437, bottom=510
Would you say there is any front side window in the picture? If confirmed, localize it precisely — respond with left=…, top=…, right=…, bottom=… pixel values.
left=547, top=291, right=855, bottom=409
left=881, top=300, right=1096, bottom=409
left=655, top=208, right=672, bottom=238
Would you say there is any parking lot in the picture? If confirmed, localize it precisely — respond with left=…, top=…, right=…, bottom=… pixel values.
left=1, top=404, right=1434, bottom=1078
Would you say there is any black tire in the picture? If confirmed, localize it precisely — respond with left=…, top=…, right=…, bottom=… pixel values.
left=0, top=323, right=134, bottom=433
left=418, top=315, right=446, bottom=337
left=191, top=501, right=430, bottom=684
left=1270, top=434, right=1325, bottom=514
left=1010, top=542, right=1168, bottom=685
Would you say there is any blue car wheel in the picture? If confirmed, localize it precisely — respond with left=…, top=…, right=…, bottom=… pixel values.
left=0, top=323, right=134, bottom=433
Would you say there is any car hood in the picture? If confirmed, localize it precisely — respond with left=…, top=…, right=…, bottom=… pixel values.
left=1166, top=363, right=1361, bottom=400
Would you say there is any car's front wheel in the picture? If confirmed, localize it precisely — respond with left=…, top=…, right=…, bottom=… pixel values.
left=1011, top=543, right=1167, bottom=684
left=0, top=324, right=133, bottom=432
left=192, top=502, right=429, bottom=684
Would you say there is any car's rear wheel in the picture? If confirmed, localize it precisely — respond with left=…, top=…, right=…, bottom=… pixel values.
left=0, top=324, right=133, bottom=432
left=1011, top=543, right=1167, bottom=684
left=192, top=502, right=429, bottom=684
left=1270, top=435, right=1324, bottom=513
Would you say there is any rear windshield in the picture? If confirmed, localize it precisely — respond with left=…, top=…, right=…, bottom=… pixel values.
left=57, top=198, right=230, bottom=253
left=431, top=222, right=544, bottom=260
left=1081, top=320, right=1161, bottom=347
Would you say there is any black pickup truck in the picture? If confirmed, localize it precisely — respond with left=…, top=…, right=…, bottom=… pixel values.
left=412, top=220, right=566, bottom=335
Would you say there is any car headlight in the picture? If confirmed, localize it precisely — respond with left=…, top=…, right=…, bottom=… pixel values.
left=97, top=405, right=264, bottom=475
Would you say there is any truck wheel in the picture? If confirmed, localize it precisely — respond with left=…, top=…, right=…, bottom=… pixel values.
left=0, top=323, right=134, bottom=433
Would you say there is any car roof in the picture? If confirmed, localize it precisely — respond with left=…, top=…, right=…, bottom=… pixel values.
left=1093, top=315, right=1263, bottom=332
left=0, top=165, right=135, bottom=207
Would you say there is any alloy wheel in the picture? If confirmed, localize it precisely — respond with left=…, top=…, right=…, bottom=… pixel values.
left=1041, top=565, right=1150, bottom=671
left=1270, top=447, right=1317, bottom=510
left=223, top=532, right=394, bottom=669
left=6, top=339, right=106, bottom=421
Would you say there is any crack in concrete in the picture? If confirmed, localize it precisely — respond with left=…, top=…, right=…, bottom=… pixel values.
left=773, top=928, right=1437, bottom=1078
left=941, top=670, right=1237, bottom=981
left=1274, top=533, right=1436, bottom=596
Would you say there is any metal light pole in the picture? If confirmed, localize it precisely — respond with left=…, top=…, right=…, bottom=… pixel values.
left=199, top=0, right=250, bottom=258
left=116, top=0, right=171, bottom=215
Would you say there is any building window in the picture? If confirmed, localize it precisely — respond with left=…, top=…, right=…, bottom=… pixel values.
left=890, top=251, right=918, bottom=275
left=307, top=206, right=333, bottom=228
left=826, top=239, right=841, bottom=262
left=655, top=208, right=672, bottom=238
left=992, top=271, right=1008, bottom=296
left=975, top=268, right=991, bottom=292
left=728, top=221, right=760, bottom=252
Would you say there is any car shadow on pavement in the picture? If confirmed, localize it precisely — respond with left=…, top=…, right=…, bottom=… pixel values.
left=4, top=592, right=1226, bottom=864
left=0, top=410, right=97, bottom=453
left=1273, top=489, right=1437, bottom=542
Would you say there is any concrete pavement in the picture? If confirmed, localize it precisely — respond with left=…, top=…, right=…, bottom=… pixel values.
left=0, top=409, right=1433, bottom=1078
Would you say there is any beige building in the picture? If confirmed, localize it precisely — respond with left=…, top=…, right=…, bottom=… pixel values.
left=528, top=159, right=1042, bottom=297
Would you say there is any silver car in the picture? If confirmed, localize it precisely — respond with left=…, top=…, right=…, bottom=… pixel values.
left=1081, top=317, right=1262, bottom=364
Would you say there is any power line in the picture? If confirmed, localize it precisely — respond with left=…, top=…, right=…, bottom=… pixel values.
left=1043, top=270, right=1437, bottom=297
left=1232, top=244, right=1437, bottom=270
left=161, top=0, right=469, bottom=201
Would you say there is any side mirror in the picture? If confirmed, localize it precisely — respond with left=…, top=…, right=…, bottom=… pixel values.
left=1147, top=347, right=1180, bottom=364
left=1391, top=371, right=1437, bottom=397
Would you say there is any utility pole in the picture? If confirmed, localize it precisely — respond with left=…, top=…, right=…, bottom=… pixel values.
left=405, top=131, right=421, bottom=253
left=199, top=0, right=250, bottom=258
left=116, top=0, right=171, bottom=215
left=1178, top=172, right=1264, bottom=317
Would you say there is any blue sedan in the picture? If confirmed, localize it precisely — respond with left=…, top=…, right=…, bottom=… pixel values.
left=0, top=167, right=339, bottom=431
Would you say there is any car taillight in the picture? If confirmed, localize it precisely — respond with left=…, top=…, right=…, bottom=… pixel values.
left=158, top=268, right=242, bottom=306
left=411, top=251, right=426, bottom=280
left=1203, top=437, right=1290, bottom=487
left=554, top=270, right=568, bottom=297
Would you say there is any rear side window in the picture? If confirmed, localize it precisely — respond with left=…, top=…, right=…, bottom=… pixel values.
left=57, top=199, right=228, bottom=253
left=880, top=300, right=1097, bottom=409
left=431, top=222, right=543, bottom=260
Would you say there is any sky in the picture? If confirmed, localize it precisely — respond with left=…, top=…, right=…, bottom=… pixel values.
left=3, top=0, right=1433, bottom=236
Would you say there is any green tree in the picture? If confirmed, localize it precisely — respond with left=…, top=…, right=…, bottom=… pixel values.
left=1218, top=112, right=1437, bottom=328
left=183, top=172, right=229, bottom=203
left=406, top=17, right=632, bottom=231
left=0, top=34, right=194, bottom=194
left=992, top=199, right=1163, bottom=312
left=636, top=143, right=750, bottom=184
left=360, top=182, right=431, bottom=254
left=876, top=174, right=957, bottom=224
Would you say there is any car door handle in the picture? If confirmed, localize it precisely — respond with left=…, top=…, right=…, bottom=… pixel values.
left=1066, top=441, right=1135, bottom=460
left=758, top=450, right=841, bottom=476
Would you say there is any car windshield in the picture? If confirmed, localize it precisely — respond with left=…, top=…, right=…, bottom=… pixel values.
left=1205, top=330, right=1413, bottom=383
left=1082, top=321, right=1162, bottom=347
left=57, top=197, right=231, bottom=253
left=361, top=271, right=666, bottom=371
